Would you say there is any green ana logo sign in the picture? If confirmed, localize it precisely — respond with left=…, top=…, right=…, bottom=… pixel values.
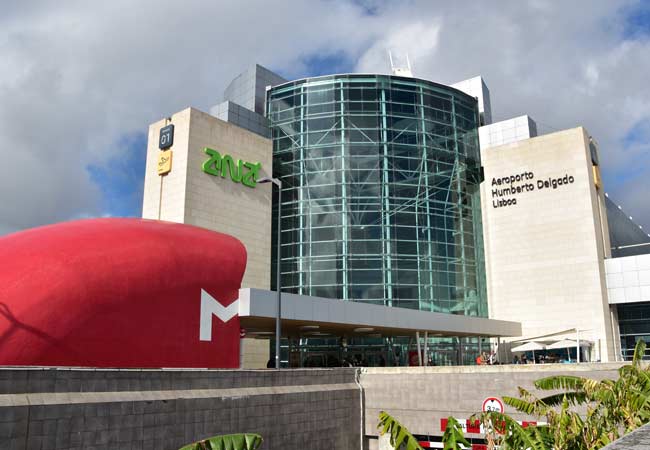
left=201, top=147, right=261, bottom=188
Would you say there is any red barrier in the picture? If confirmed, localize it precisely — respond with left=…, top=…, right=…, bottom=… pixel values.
left=0, top=218, right=245, bottom=368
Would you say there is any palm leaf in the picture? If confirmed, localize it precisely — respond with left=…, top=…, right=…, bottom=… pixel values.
left=534, top=375, right=585, bottom=391
left=442, top=416, right=471, bottom=450
left=633, top=339, right=647, bottom=367
left=503, top=391, right=554, bottom=417
left=634, top=369, right=650, bottom=391
left=481, top=411, right=551, bottom=450
left=378, top=411, right=423, bottom=450
left=537, top=392, right=587, bottom=407
left=178, top=433, right=263, bottom=450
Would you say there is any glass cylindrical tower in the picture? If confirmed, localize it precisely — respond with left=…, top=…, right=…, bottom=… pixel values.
left=267, top=74, right=487, bottom=317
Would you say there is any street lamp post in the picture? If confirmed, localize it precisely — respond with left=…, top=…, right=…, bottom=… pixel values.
left=258, top=176, right=282, bottom=369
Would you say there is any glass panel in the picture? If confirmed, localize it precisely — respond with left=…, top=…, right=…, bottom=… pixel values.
left=617, top=302, right=650, bottom=361
left=267, top=74, right=487, bottom=364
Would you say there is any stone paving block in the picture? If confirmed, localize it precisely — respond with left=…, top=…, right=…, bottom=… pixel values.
left=56, top=418, right=71, bottom=435
left=118, top=427, right=134, bottom=443
left=26, top=435, right=44, bottom=450
left=41, top=419, right=57, bottom=436
left=0, top=407, right=28, bottom=424
left=142, top=415, right=155, bottom=428
left=81, top=404, right=98, bottom=417
left=55, top=430, right=71, bottom=448
left=0, top=420, right=24, bottom=439
left=141, top=426, right=155, bottom=442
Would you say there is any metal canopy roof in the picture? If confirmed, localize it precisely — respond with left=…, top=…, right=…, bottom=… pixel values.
left=238, top=288, right=521, bottom=339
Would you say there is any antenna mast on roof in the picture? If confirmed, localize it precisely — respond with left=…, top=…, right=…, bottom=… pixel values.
left=388, top=50, right=413, bottom=77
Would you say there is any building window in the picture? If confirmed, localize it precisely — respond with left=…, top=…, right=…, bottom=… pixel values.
left=267, top=74, right=487, bottom=317
left=617, top=302, right=650, bottom=360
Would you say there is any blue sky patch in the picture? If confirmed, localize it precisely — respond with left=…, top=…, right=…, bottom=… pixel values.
left=87, top=133, right=147, bottom=218
left=622, top=2, right=650, bottom=39
left=302, top=51, right=357, bottom=77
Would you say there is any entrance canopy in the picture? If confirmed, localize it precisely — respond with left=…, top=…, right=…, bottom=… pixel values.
left=510, top=329, right=593, bottom=350
left=547, top=339, right=591, bottom=349
left=511, top=341, right=546, bottom=352
left=238, top=288, right=521, bottom=339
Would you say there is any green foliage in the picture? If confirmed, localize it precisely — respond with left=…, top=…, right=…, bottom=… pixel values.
left=441, top=417, right=471, bottom=450
left=379, top=340, right=650, bottom=450
left=378, top=411, right=423, bottom=450
left=379, top=413, right=475, bottom=450
left=493, top=339, right=650, bottom=450
left=474, top=410, right=553, bottom=450
left=178, top=433, right=263, bottom=450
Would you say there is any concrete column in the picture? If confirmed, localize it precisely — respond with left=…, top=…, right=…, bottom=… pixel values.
left=423, top=332, right=428, bottom=367
left=239, top=337, right=245, bottom=369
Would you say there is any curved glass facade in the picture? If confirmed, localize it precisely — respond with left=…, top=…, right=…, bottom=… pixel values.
left=267, top=74, right=487, bottom=317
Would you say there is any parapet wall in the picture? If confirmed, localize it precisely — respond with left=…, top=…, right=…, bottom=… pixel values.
left=0, top=363, right=630, bottom=450
left=0, top=368, right=361, bottom=450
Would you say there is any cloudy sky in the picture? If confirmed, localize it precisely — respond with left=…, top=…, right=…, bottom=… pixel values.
left=1, top=0, right=649, bottom=236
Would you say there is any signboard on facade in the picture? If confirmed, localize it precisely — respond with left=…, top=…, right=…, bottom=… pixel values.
left=201, top=147, right=261, bottom=188
left=157, top=150, right=173, bottom=175
left=159, top=124, right=174, bottom=149
left=490, top=171, right=576, bottom=209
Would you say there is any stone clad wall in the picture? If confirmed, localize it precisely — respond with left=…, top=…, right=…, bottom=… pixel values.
left=184, top=107, right=273, bottom=291
left=480, top=127, right=615, bottom=361
left=142, top=107, right=273, bottom=292
left=142, top=111, right=191, bottom=225
left=0, top=368, right=360, bottom=450
left=1, top=364, right=631, bottom=450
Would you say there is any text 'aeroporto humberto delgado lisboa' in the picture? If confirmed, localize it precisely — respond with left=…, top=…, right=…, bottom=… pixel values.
left=490, top=171, right=575, bottom=208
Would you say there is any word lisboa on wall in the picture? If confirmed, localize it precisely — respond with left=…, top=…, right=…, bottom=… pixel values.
left=201, top=147, right=262, bottom=188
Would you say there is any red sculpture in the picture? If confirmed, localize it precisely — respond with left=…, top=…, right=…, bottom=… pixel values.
left=0, top=218, right=245, bottom=368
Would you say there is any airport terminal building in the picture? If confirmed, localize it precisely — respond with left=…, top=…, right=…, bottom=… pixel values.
left=142, top=63, right=650, bottom=366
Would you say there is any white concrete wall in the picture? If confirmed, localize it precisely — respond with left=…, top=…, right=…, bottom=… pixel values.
left=184, top=108, right=273, bottom=291
left=450, top=76, right=492, bottom=125
left=480, top=127, right=616, bottom=361
left=606, top=254, right=650, bottom=304
left=142, top=111, right=191, bottom=223
left=142, top=107, right=273, bottom=291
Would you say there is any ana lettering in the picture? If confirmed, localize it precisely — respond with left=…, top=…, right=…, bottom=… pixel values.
left=201, top=148, right=262, bottom=188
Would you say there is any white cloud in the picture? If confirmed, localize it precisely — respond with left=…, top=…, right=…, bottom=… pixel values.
left=0, top=0, right=383, bottom=234
left=355, top=0, right=650, bottom=229
left=0, top=0, right=649, bottom=234
left=357, top=21, right=441, bottom=75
